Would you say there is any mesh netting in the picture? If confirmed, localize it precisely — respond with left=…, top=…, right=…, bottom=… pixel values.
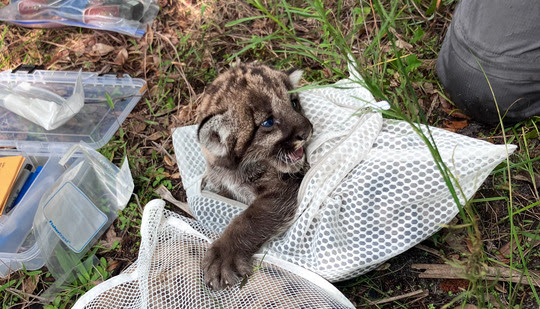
left=73, top=200, right=355, bottom=308
left=171, top=73, right=515, bottom=282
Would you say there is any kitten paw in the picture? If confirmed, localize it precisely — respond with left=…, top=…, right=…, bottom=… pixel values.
left=202, top=241, right=252, bottom=290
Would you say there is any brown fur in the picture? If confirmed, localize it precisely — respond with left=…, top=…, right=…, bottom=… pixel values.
left=197, top=63, right=312, bottom=290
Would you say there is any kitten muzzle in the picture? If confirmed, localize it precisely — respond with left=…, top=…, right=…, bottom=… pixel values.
left=288, top=147, right=304, bottom=162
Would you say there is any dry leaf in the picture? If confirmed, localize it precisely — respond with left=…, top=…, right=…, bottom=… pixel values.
left=84, top=37, right=97, bottom=50
left=153, top=54, right=160, bottom=66
left=22, top=275, right=38, bottom=294
left=106, top=260, right=121, bottom=273
left=444, top=119, right=468, bottom=131
left=132, top=121, right=147, bottom=134
left=498, top=237, right=521, bottom=260
left=164, top=155, right=176, bottom=167
left=171, top=172, right=181, bottom=179
left=423, top=82, right=436, bottom=94
left=71, top=39, right=87, bottom=54
left=439, top=93, right=452, bottom=109
left=177, top=108, right=196, bottom=124
left=114, top=48, right=129, bottom=66
left=395, top=39, right=413, bottom=50
left=92, top=43, right=115, bottom=56
left=514, top=174, right=533, bottom=184
left=100, top=227, right=122, bottom=250
left=147, top=132, right=163, bottom=141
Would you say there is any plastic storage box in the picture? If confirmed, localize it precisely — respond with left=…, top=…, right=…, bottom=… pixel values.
left=0, top=66, right=146, bottom=277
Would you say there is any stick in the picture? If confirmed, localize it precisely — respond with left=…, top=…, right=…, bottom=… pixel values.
left=155, top=185, right=193, bottom=217
left=368, top=289, right=428, bottom=305
left=414, top=244, right=445, bottom=259
left=411, top=264, right=540, bottom=287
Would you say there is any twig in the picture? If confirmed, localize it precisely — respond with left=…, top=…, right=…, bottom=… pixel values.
left=6, top=288, right=52, bottom=303
left=409, top=0, right=428, bottom=21
left=155, top=185, right=193, bottom=217
left=368, top=289, right=428, bottom=305
left=151, top=140, right=177, bottom=166
left=414, top=244, right=445, bottom=259
left=411, top=264, right=540, bottom=287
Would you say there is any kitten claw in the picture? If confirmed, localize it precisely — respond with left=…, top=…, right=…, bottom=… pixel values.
left=202, top=241, right=252, bottom=290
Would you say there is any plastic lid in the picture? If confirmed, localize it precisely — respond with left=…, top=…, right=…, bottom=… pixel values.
left=0, top=69, right=147, bottom=154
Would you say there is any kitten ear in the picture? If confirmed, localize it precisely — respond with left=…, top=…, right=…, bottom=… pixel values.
left=286, top=68, right=303, bottom=88
left=197, top=113, right=232, bottom=158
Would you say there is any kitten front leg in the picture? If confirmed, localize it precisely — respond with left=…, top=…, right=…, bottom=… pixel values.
left=202, top=193, right=297, bottom=290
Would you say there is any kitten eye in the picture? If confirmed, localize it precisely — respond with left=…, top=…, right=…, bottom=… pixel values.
left=261, top=117, right=274, bottom=128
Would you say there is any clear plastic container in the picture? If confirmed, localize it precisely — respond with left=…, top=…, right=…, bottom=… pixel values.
left=0, top=67, right=146, bottom=277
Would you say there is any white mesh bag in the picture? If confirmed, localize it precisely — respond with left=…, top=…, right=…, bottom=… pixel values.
left=171, top=67, right=516, bottom=282
left=73, top=199, right=355, bottom=309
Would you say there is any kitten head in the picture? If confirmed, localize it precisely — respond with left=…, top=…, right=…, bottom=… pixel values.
left=197, top=63, right=312, bottom=173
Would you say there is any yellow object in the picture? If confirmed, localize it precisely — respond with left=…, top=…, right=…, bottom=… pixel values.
left=0, top=156, right=25, bottom=214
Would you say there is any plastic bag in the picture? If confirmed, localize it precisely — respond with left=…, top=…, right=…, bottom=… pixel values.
left=0, top=0, right=159, bottom=38
left=171, top=64, right=516, bottom=282
left=33, top=142, right=133, bottom=286
left=73, top=199, right=356, bottom=309
left=0, top=70, right=84, bottom=130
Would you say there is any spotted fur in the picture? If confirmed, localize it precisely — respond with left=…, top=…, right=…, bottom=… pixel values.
left=197, top=63, right=313, bottom=290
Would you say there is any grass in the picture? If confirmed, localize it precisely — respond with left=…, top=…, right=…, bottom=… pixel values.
left=0, top=0, right=539, bottom=308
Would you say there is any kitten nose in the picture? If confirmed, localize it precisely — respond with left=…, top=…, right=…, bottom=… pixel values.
left=296, top=126, right=312, bottom=142
left=293, top=115, right=313, bottom=142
